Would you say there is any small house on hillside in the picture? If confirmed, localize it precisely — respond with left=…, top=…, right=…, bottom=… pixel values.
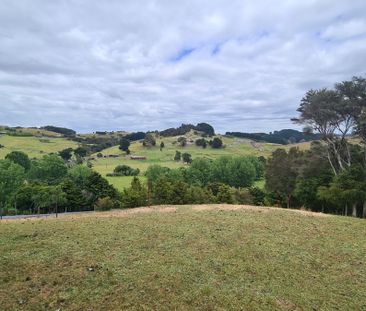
left=130, top=155, right=147, bottom=160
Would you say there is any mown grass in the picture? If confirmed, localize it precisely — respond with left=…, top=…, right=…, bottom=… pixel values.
left=1, top=205, right=365, bottom=310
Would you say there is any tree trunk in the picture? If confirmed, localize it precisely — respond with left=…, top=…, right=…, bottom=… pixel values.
left=286, top=195, right=291, bottom=209
left=345, top=204, right=348, bottom=216
left=327, top=150, right=337, bottom=176
left=352, top=203, right=357, bottom=217
left=363, top=201, right=366, bottom=219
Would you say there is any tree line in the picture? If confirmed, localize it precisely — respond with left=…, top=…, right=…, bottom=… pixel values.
left=0, top=151, right=264, bottom=217
left=266, top=76, right=366, bottom=217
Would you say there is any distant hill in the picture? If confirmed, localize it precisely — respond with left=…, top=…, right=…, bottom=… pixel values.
left=41, top=125, right=76, bottom=137
left=159, top=123, right=215, bottom=137
left=225, top=129, right=321, bottom=145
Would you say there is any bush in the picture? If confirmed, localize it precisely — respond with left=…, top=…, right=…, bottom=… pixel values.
left=121, top=177, right=148, bottom=208
left=249, top=187, right=266, bottom=205
left=216, top=184, right=234, bottom=204
left=177, top=136, right=187, bottom=147
left=174, top=151, right=181, bottom=161
left=209, top=137, right=223, bottom=149
left=182, top=153, right=192, bottom=164
left=94, top=197, right=114, bottom=211
left=143, top=133, right=156, bottom=147
left=195, top=138, right=207, bottom=148
left=109, top=165, right=140, bottom=176
left=233, top=188, right=253, bottom=204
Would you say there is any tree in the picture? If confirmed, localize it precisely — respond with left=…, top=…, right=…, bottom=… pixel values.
left=145, top=165, right=171, bottom=183
left=74, top=147, right=88, bottom=158
left=121, top=177, right=148, bottom=208
left=293, top=83, right=361, bottom=175
left=195, top=123, right=215, bottom=136
left=28, top=154, right=68, bottom=185
left=182, top=153, right=192, bottom=164
left=318, top=165, right=366, bottom=217
left=142, top=133, right=156, bottom=147
left=111, top=165, right=139, bottom=176
left=119, top=138, right=130, bottom=152
left=31, top=185, right=67, bottom=216
left=5, top=151, right=31, bottom=171
left=160, top=141, right=165, bottom=151
left=68, top=165, right=93, bottom=188
left=195, top=138, right=207, bottom=148
left=58, top=148, right=73, bottom=161
left=177, top=136, right=187, bottom=147
left=61, top=179, right=89, bottom=212
left=265, top=148, right=301, bottom=208
left=85, top=171, right=118, bottom=204
left=210, top=137, right=223, bottom=149
left=174, top=150, right=181, bottom=161
left=0, top=160, right=25, bottom=218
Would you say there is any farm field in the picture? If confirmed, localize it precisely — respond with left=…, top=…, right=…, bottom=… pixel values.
left=1, top=205, right=365, bottom=310
left=0, top=135, right=78, bottom=159
left=0, top=131, right=311, bottom=190
left=92, top=133, right=306, bottom=190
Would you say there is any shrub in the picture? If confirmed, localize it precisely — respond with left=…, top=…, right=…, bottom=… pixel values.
left=233, top=188, right=253, bottom=205
left=94, top=197, right=114, bottom=211
left=209, top=137, right=223, bottom=149
left=110, top=165, right=140, bottom=176
left=177, top=136, right=187, bottom=147
left=174, top=150, right=181, bottom=161
left=195, top=138, right=207, bottom=148
left=182, top=153, right=192, bottom=164
left=142, top=133, right=156, bottom=147
left=216, top=184, right=234, bottom=204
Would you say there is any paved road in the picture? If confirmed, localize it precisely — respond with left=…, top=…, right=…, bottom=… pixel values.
left=1, top=210, right=95, bottom=220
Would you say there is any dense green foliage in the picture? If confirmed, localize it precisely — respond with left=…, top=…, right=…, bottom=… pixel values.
left=118, top=138, right=130, bottom=152
left=265, top=76, right=366, bottom=217
left=5, top=151, right=31, bottom=171
left=0, top=153, right=119, bottom=216
left=107, top=165, right=140, bottom=177
left=42, top=125, right=76, bottom=137
left=159, top=122, right=215, bottom=137
left=226, top=129, right=321, bottom=144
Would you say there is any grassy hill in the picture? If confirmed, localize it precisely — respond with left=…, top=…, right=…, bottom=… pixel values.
left=1, top=205, right=365, bottom=310
left=0, top=130, right=311, bottom=190
left=92, top=132, right=310, bottom=190
left=0, top=135, right=78, bottom=159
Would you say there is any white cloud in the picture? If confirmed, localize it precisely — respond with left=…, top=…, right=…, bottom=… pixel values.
left=0, top=0, right=365, bottom=133
left=321, top=18, right=366, bottom=40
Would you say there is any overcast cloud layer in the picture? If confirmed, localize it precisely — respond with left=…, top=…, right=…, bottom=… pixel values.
left=1, top=0, right=366, bottom=133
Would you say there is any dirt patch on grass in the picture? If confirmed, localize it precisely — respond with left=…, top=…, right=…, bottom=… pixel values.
left=1, top=204, right=329, bottom=223
left=192, top=204, right=329, bottom=217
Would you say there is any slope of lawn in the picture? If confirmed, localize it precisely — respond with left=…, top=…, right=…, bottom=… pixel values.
left=1, top=205, right=365, bottom=310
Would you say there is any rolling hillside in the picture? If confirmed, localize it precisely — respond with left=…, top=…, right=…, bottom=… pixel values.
left=0, top=129, right=312, bottom=190
left=0, top=135, right=78, bottom=159
left=1, top=205, right=365, bottom=310
left=91, top=132, right=311, bottom=190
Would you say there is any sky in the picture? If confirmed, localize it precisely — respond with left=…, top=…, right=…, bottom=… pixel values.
left=0, top=1, right=366, bottom=134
